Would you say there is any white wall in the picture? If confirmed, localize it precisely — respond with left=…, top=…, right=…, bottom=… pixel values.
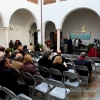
left=0, top=18, right=5, bottom=47
left=9, top=10, right=36, bottom=46
left=62, top=9, right=100, bottom=45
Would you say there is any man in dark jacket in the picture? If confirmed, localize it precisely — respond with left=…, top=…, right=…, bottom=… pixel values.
left=52, top=50, right=68, bottom=64
left=0, top=57, right=29, bottom=98
left=74, top=52, right=92, bottom=80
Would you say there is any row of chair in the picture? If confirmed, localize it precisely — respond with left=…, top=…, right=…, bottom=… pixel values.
left=21, top=71, right=84, bottom=100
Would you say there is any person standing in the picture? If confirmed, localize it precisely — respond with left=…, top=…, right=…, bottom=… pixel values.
left=68, top=37, right=72, bottom=54
left=64, top=36, right=68, bottom=53
left=74, top=36, right=82, bottom=54
left=60, top=37, right=65, bottom=53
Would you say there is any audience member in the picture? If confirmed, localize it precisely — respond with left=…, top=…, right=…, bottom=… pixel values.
left=11, top=53, right=23, bottom=71
left=35, top=44, right=40, bottom=52
left=23, top=45, right=29, bottom=55
left=0, top=57, right=29, bottom=98
left=74, top=52, right=92, bottom=81
left=28, top=43, right=34, bottom=52
left=51, top=56, right=68, bottom=80
left=22, top=54, right=38, bottom=85
left=10, top=49, right=19, bottom=59
left=52, top=50, right=68, bottom=64
left=4, top=49, right=11, bottom=59
left=38, top=51, right=52, bottom=69
left=18, top=45, right=24, bottom=56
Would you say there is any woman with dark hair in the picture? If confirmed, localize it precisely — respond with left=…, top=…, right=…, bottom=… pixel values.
left=23, top=45, right=29, bottom=55
left=4, top=49, right=11, bottom=59
left=68, top=37, right=72, bottom=54
left=9, top=40, right=14, bottom=48
left=0, top=57, right=29, bottom=98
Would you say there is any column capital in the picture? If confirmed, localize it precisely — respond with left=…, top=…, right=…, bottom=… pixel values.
left=4, top=27, right=9, bottom=30
left=36, top=29, right=41, bottom=32
left=56, top=29, right=61, bottom=32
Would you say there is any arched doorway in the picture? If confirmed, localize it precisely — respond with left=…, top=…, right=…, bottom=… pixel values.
left=61, top=8, right=100, bottom=45
left=9, top=9, right=37, bottom=46
left=45, top=21, right=57, bottom=50
left=29, top=23, right=37, bottom=45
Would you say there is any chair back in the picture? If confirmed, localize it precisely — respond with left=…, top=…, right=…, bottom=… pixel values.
left=63, top=55, right=71, bottom=58
left=21, top=72, right=33, bottom=80
left=34, top=75, right=46, bottom=83
left=21, top=71, right=36, bottom=85
left=67, top=63, right=75, bottom=69
left=49, top=68, right=63, bottom=82
left=3, top=87, right=20, bottom=100
left=63, top=71, right=79, bottom=79
left=48, top=79, right=65, bottom=88
left=75, top=65, right=88, bottom=71
left=71, top=55, right=79, bottom=60
left=90, top=57, right=100, bottom=62
left=88, top=60, right=95, bottom=65
left=38, top=66, right=50, bottom=78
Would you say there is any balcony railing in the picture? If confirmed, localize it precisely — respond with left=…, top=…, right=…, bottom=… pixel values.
left=27, top=0, right=38, bottom=4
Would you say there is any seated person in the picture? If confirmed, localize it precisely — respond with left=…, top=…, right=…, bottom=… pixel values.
left=38, top=51, right=52, bottom=78
left=74, top=52, right=92, bottom=81
left=22, top=54, right=39, bottom=85
left=0, top=57, right=29, bottom=98
left=11, top=53, right=23, bottom=71
left=52, top=50, right=68, bottom=64
left=38, top=51, right=52, bottom=69
left=51, top=56, right=68, bottom=80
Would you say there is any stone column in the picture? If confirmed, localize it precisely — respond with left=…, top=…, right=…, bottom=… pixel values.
left=36, top=29, right=41, bottom=44
left=57, top=29, right=61, bottom=50
left=4, top=27, right=9, bottom=48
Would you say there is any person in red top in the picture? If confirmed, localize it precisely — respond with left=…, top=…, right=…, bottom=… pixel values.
left=88, top=47, right=98, bottom=57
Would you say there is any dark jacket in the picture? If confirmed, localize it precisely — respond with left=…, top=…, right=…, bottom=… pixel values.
left=0, top=65, right=29, bottom=97
left=22, top=62, right=38, bottom=75
left=38, top=58, right=52, bottom=69
left=38, top=58, right=53, bottom=78
left=74, top=58, right=92, bottom=76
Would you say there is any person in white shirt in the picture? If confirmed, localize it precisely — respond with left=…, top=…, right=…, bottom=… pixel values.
left=74, top=36, right=82, bottom=53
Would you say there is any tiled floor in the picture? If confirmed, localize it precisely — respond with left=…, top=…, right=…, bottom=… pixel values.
left=33, top=72, right=100, bottom=100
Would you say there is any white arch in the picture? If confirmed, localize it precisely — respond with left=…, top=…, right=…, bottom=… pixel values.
left=28, top=22, right=37, bottom=31
left=0, top=12, right=5, bottom=27
left=43, top=20, right=56, bottom=29
left=9, top=8, right=39, bottom=29
left=60, top=7, right=100, bottom=29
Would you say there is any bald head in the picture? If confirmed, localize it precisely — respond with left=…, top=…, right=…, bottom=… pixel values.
left=14, top=53, right=23, bottom=61
left=80, top=52, right=86, bottom=58
left=57, top=50, right=61, bottom=55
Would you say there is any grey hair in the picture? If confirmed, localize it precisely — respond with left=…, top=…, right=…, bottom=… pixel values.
left=80, top=52, right=86, bottom=58
left=42, top=51, right=51, bottom=58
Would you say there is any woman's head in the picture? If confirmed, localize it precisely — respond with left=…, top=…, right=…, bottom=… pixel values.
left=53, top=56, right=62, bottom=64
left=23, top=54, right=32, bottom=63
